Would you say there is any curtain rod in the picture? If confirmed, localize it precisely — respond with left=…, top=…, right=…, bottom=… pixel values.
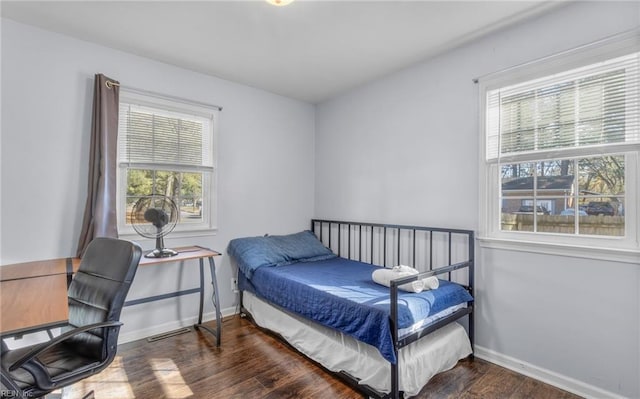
left=105, top=80, right=223, bottom=111
left=473, top=27, right=639, bottom=84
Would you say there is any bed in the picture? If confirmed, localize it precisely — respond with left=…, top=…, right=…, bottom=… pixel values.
left=227, top=219, right=475, bottom=399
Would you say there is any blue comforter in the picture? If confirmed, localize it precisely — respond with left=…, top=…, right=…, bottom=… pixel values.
left=240, top=257, right=473, bottom=364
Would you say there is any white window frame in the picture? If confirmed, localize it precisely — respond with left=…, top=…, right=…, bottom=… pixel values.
left=478, top=32, right=640, bottom=264
left=116, top=88, right=219, bottom=238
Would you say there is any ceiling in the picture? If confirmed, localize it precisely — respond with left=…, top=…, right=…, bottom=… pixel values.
left=1, top=1, right=565, bottom=104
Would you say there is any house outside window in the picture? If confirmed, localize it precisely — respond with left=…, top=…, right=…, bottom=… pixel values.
left=479, top=33, right=639, bottom=261
left=116, top=89, right=219, bottom=236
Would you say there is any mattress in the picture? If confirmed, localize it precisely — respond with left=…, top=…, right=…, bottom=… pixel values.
left=239, top=256, right=473, bottom=364
left=243, top=291, right=472, bottom=397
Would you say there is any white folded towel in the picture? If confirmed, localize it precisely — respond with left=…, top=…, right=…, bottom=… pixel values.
left=422, top=275, right=440, bottom=290
left=371, top=265, right=439, bottom=293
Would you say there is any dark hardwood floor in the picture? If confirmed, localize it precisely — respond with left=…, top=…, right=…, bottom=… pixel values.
left=62, top=316, right=582, bottom=399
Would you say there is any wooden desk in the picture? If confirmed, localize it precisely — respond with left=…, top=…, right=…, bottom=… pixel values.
left=0, top=246, right=222, bottom=346
left=0, top=258, right=80, bottom=335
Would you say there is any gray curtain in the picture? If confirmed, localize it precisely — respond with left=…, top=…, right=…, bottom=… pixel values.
left=76, top=74, right=120, bottom=257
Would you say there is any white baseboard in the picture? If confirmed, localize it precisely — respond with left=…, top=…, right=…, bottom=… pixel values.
left=474, top=345, right=627, bottom=399
left=118, top=306, right=238, bottom=344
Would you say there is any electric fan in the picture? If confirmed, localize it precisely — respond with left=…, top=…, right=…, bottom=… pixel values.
left=130, top=195, right=179, bottom=258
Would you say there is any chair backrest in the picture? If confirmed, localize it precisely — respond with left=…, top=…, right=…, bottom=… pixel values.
left=65, top=237, right=142, bottom=360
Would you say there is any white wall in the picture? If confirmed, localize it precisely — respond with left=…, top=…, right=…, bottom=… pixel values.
left=1, top=19, right=316, bottom=340
left=315, top=2, right=639, bottom=398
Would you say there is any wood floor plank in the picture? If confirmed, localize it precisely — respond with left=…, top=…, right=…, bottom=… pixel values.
left=459, top=367, right=526, bottom=399
left=58, top=316, right=582, bottom=399
left=420, top=359, right=488, bottom=399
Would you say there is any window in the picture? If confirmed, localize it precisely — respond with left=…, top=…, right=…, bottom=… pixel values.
left=117, top=89, right=219, bottom=236
left=479, top=35, right=640, bottom=260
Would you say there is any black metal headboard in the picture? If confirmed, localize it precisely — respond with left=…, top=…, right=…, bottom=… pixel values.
left=311, top=219, right=474, bottom=285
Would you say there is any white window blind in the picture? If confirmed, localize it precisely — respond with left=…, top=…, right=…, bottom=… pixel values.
left=486, top=52, right=640, bottom=163
left=479, top=32, right=640, bottom=261
left=116, top=89, right=219, bottom=236
left=118, top=102, right=214, bottom=172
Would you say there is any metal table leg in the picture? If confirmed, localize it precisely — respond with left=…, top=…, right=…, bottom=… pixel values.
left=194, top=256, right=222, bottom=346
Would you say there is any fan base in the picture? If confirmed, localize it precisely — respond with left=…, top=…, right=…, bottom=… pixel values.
left=145, top=248, right=179, bottom=258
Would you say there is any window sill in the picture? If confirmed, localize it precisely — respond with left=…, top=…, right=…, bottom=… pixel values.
left=478, top=236, right=640, bottom=264
left=118, top=227, right=218, bottom=242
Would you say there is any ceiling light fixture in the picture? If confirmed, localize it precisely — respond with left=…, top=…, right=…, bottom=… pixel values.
left=266, top=0, right=295, bottom=6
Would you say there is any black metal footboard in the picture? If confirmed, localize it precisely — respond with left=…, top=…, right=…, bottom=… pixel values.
left=311, top=219, right=475, bottom=399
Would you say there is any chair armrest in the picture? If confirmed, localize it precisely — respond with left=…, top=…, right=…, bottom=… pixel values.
left=7, top=320, right=123, bottom=372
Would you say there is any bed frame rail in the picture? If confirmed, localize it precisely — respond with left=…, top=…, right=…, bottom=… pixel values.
left=311, top=219, right=475, bottom=399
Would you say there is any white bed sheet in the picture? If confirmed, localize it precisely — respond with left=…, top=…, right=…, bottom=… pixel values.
left=243, top=291, right=472, bottom=397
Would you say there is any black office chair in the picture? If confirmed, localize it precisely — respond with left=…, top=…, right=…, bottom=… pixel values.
left=1, top=237, right=142, bottom=399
